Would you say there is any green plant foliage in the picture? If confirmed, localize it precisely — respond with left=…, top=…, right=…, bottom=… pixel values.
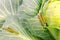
left=0, top=0, right=60, bottom=40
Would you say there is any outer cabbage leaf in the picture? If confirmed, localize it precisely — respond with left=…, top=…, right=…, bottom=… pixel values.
left=1, top=14, right=42, bottom=40
left=18, top=0, right=42, bottom=17
left=47, top=27, right=60, bottom=40
left=0, top=0, right=22, bottom=28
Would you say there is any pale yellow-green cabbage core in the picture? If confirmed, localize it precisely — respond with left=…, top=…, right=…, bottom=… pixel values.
left=45, top=1, right=60, bottom=27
